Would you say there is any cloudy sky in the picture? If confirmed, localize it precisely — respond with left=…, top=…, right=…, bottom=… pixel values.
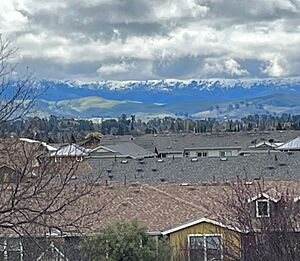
left=1, top=0, right=300, bottom=81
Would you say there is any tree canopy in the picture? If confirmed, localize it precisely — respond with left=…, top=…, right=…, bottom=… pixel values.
left=81, top=221, right=170, bottom=261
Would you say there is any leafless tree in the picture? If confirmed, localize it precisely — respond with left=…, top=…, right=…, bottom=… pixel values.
left=216, top=179, right=300, bottom=261
left=0, top=35, right=42, bottom=124
left=0, top=36, right=103, bottom=260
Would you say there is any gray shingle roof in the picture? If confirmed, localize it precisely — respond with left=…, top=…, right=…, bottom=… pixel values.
left=92, top=142, right=155, bottom=159
left=132, top=131, right=300, bottom=152
left=87, top=152, right=300, bottom=183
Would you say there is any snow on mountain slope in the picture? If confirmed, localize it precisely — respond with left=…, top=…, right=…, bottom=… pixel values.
left=34, top=77, right=300, bottom=104
left=39, top=77, right=300, bottom=91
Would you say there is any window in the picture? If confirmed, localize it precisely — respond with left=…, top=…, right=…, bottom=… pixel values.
left=185, top=152, right=190, bottom=157
left=188, top=235, right=222, bottom=261
left=220, top=151, right=232, bottom=157
left=256, top=199, right=270, bottom=217
left=198, top=152, right=208, bottom=157
left=0, top=238, right=23, bottom=261
left=75, top=156, right=83, bottom=162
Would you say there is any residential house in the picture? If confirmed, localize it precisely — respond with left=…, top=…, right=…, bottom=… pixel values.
left=161, top=218, right=241, bottom=261
left=183, top=146, right=241, bottom=158
left=133, top=131, right=298, bottom=158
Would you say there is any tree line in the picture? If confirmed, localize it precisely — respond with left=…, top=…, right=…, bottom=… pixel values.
left=1, top=113, right=300, bottom=142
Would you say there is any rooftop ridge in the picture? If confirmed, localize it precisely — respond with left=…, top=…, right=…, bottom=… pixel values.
left=143, top=184, right=208, bottom=212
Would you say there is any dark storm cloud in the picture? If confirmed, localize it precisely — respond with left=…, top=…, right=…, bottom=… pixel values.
left=1, top=0, right=300, bottom=80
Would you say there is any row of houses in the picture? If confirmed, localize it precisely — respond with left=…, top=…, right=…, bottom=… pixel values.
left=24, top=132, right=300, bottom=162
left=0, top=179, right=299, bottom=260
left=1, top=131, right=300, bottom=260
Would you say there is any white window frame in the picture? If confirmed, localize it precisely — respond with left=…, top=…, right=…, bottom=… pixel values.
left=0, top=238, right=23, bottom=261
left=256, top=199, right=270, bottom=218
left=187, top=234, right=223, bottom=261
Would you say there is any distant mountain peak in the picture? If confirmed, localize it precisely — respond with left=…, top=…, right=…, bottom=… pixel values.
left=38, top=77, right=300, bottom=93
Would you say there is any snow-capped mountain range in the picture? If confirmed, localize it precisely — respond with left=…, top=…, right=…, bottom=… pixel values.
left=30, top=77, right=300, bottom=119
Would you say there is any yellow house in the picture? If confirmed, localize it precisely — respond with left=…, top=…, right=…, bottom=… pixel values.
left=160, top=218, right=241, bottom=261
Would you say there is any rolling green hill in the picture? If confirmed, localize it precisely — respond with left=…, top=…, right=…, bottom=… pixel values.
left=31, top=96, right=166, bottom=118
left=30, top=93, right=300, bottom=119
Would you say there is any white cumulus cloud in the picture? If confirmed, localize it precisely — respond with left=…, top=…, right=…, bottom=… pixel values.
left=0, top=0, right=299, bottom=80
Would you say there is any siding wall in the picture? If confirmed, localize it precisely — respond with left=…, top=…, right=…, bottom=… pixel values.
left=169, top=222, right=241, bottom=261
left=166, top=153, right=183, bottom=158
left=186, top=149, right=240, bottom=158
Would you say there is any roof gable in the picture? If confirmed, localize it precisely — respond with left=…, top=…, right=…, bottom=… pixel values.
left=248, top=189, right=281, bottom=203
left=249, top=141, right=277, bottom=149
left=50, top=144, right=88, bottom=157
left=277, top=137, right=300, bottom=150
left=92, top=142, right=155, bottom=159
left=161, top=217, right=242, bottom=235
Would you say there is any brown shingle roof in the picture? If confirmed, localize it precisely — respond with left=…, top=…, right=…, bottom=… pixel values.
left=0, top=177, right=299, bottom=236
left=55, top=180, right=300, bottom=234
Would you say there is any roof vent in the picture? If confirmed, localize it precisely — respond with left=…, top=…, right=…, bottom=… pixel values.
left=279, top=163, right=287, bottom=167
left=180, top=183, right=189, bottom=186
left=106, top=169, right=112, bottom=173
left=220, top=157, right=228, bottom=161
left=132, top=188, right=140, bottom=193
left=107, top=185, right=114, bottom=190
left=268, top=166, right=274, bottom=170
left=121, top=198, right=132, bottom=206
left=152, top=168, right=157, bottom=172
left=121, top=160, right=128, bottom=164
left=157, top=159, right=164, bottom=163
left=130, top=182, right=140, bottom=187
left=138, top=160, right=145, bottom=164
left=136, top=168, right=143, bottom=172
left=121, top=201, right=129, bottom=207
left=160, top=178, right=166, bottom=182
left=191, top=158, right=198, bottom=162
